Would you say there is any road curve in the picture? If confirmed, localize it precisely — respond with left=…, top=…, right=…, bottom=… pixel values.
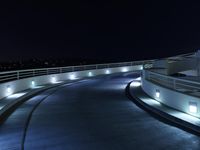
left=0, top=72, right=200, bottom=150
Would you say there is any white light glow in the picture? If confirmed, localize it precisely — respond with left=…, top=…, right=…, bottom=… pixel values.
left=189, top=102, right=197, bottom=113
left=105, top=69, right=110, bottom=74
left=140, top=66, right=143, bottom=70
left=6, top=86, right=13, bottom=96
left=122, top=67, right=128, bottom=72
left=135, top=77, right=141, bottom=81
left=170, top=111, right=200, bottom=123
left=88, top=72, right=93, bottom=77
left=51, top=76, right=57, bottom=83
left=7, top=92, right=27, bottom=99
left=31, top=85, right=44, bottom=89
left=156, top=90, right=160, bottom=98
left=31, top=80, right=35, bottom=87
left=143, top=98, right=161, bottom=106
left=69, top=74, right=76, bottom=80
left=131, top=81, right=141, bottom=87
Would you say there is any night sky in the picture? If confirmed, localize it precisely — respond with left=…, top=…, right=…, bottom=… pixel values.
left=0, top=1, right=200, bottom=62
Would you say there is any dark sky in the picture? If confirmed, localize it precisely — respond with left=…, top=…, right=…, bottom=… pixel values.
left=0, top=1, right=200, bottom=61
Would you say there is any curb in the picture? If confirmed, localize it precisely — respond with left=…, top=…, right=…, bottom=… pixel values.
left=126, top=81, right=200, bottom=136
left=0, top=79, right=85, bottom=124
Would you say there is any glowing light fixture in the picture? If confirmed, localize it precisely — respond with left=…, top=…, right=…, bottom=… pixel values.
left=122, top=67, right=128, bottom=72
left=140, top=66, right=143, bottom=70
left=88, top=72, right=93, bottom=77
left=6, top=85, right=13, bottom=95
left=156, top=89, right=160, bottom=98
left=69, top=74, right=76, bottom=80
left=31, top=80, right=35, bottom=87
left=189, top=102, right=197, bottom=113
left=51, top=76, right=56, bottom=83
left=105, top=69, right=110, bottom=74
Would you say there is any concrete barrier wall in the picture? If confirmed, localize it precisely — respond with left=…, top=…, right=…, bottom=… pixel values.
left=0, top=65, right=142, bottom=100
left=142, top=72, right=200, bottom=118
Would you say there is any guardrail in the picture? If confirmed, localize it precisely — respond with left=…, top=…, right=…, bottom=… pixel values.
left=0, top=51, right=193, bottom=84
left=145, top=70, right=200, bottom=94
left=0, top=60, right=154, bottom=83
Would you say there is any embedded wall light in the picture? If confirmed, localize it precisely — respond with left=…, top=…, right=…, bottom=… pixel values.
left=31, top=80, right=35, bottom=87
left=122, top=67, right=128, bottom=72
left=105, top=69, right=110, bottom=74
left=51, top=76, right=56, bottom=83
left=88, top=72, right=93, bottom=77
left=189, top=102, right=198, bottom=113
left=156, top=89, right=160, bottom=98
left=69, top=74, right=76, bottom=80
left=6, top=85, right=13, bottom=95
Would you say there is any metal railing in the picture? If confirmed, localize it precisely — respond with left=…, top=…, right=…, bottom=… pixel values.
left=145, top=70, right=200, bottom=94
left=0, top=51, right=192, bottom=84
left=0, top=60, right=154, bottom=83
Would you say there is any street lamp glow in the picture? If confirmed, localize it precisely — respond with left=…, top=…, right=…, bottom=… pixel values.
left=156, top=90, right=160, bottom=98
left=105, top=69, right=110, bottom=74
left=189, top=102, right=197, bottom=113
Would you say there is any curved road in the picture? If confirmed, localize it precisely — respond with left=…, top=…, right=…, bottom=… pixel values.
left=0, top=72, right=200, bottom=150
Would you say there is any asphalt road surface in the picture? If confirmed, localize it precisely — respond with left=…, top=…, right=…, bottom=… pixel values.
left=0, top=72, right=199, bottom=150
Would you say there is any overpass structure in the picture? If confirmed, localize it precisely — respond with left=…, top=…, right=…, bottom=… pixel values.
left=0, top=54, right=200, bottom=150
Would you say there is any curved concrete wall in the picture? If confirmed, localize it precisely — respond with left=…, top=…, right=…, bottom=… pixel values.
left=0, top=65, right=142, bottom=100
left=142, top=71, right=200, bottom=118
